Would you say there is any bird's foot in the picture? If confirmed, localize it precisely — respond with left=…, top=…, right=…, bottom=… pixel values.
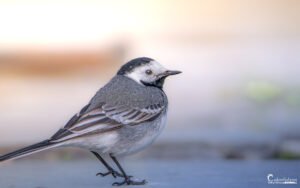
left=112, top=176, right=147, bottom=186
left=96, top=169, right=123, bottom=178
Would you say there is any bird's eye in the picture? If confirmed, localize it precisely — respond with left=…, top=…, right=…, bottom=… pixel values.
left=145, top=69, right=153, bottom=75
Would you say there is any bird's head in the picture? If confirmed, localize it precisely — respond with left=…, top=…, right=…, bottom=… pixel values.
left=117, top=57, right=182, bottom=89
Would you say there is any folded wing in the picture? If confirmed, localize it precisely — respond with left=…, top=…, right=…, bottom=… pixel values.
left=50, top=103, right=164, bottom=142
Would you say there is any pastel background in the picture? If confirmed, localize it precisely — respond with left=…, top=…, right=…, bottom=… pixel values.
left=0, top=0, right=300, bottom=160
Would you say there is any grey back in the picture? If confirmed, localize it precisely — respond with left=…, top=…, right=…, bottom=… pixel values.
left=87, top=75, right=168, bottom=111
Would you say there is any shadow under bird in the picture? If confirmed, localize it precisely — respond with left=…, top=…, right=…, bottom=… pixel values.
left=0, top=57, right=181, bottom=186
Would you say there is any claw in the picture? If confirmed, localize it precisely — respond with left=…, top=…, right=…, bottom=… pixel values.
left=112, top=176, right=147, bottom=186
left=96, top=171, right=112, bottom=177
left=96, top=169, right=123, bottom=178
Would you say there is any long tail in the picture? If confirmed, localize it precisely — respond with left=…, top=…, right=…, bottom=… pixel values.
left=0, top=139, right=58, bottom=162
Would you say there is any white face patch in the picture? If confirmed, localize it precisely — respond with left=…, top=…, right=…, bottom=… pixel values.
left=125, top=60, right=168, bottom=85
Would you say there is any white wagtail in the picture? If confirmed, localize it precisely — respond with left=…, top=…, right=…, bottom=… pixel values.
left=0, top=57, right=181, bottom=186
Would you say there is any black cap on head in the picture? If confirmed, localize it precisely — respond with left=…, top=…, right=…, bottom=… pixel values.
left=117, top=57, right=153, bottom=75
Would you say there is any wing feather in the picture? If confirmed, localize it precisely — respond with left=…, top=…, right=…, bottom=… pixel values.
left=50, top=102, right=165, bottom=142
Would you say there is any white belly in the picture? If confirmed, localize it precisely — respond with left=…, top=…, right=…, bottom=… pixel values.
left=114, top=113, right=168, bottom=156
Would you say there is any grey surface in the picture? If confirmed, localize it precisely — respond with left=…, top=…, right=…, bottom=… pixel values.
left=0, top=160, right=299, bottom=188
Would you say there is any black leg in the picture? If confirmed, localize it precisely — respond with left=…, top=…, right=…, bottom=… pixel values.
left=110, top=153, right=147, bottom=186
left=91, top=151, right=123, bottom=178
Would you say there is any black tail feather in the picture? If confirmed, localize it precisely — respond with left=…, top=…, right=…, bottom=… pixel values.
left=0, top=140, right=54, bottom=162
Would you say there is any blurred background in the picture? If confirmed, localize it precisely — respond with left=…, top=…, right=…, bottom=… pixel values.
left=0, top=0, right=300, bottom=161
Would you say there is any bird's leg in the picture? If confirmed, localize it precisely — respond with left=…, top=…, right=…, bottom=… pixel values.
left=91, top=151, right=123, bottom=178
left=110, top=154, right=147, bottom=186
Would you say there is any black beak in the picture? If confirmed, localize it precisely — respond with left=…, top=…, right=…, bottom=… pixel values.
left=159, top=70, right=182, bottom=78
left=143, top=70, right=182, bottom=89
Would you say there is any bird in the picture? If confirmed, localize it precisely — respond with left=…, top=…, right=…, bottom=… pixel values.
left=0, top=57, right=181, bottom=186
